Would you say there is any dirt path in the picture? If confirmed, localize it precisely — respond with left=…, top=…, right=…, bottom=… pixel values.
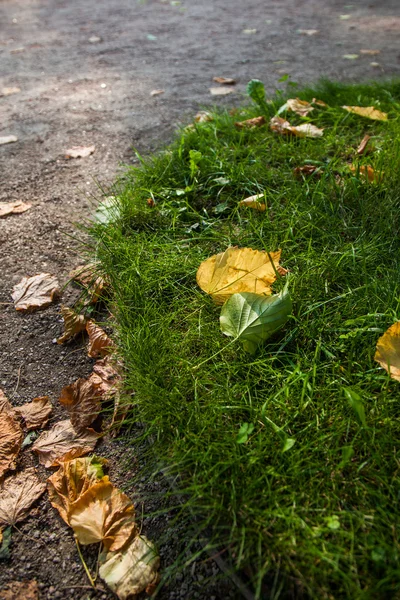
left=0, top=1, right=399, bottom=598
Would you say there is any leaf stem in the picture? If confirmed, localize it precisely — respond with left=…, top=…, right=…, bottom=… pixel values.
left=75, top=535, right=95, bottom=588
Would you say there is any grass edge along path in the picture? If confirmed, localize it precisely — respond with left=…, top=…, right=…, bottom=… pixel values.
left=92, top=80, right=400, bottom=599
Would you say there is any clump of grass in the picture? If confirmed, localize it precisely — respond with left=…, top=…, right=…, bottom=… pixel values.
left=93, top=80, right=400, bottom=599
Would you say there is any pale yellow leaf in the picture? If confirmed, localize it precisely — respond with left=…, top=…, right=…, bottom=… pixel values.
left=65, top=145, right=95, bottom=158
left=235, top=116, right=266, bottom=129
left=11, top=273, right=60, bottom=312
left=239, top=194, right=266, bottom=211
left=270, top=116, right=323, bottom=138
left=32, top=420, right=99, bottom=468
left=57, top=305, right=87, bottom=344
left=286, top=98, right=314, bottom=117
left=86, top=321, right=114, bottom=358
left=0, top=202, right=31, bottom=218
left=374, top=322, right=400, bottom=381
left=14, top=396, right=52, bottom=430
left=342, top=106, right=388, bottom=121
left=0, top=468, right=46, bottom=525
left=209, top=87, right=234, bottom=96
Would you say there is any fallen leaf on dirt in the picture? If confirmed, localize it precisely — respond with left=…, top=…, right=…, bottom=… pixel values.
left=243, top=28, right=257, bottom=34
left=69, top=480, right=136, bottom=551
left=57, top=305, right=87, bottom=344
left=0, top=87, right=21, bottom=96
left=69, top=264, right=106, bottom=304
left=92, top=357, right=121, bottom=388
left=0, top=468, right=46, bottom=526
left=239, top=193, right=266, bottom=211
left=89, top=36, right=102, bottom=43
left=86, top=321, right=114, bottom=358
left=196, top=247, right=286, bottom=305
left=270, top=117, right=323, bottom=138
left=209, top=87, right=234, bottom=96
left=213, top=77, right=236, bottom=85
left=65, top=145, right=95, bottom=159
left=360, top=49, right=380, bottom=55
left=370, top=62, right=380, bottom=68
left=47, top=455, right=108, bottom=524
left=32, top=420, right=99, bottom=468
left=286, top=98, right=314, bottom=117
left=374, top=322, right=400, bottom=381
left=99, top=535, right=160, bottom=600
left=0, top=136, right=18, bottom=145
left=293, top=165, right=321, bottom=178
left=350, top=165, right=384, bottom=183
left=11, top=273, right=60, bottom=312
left=0, top=201, right=31, bottom=218
left=150, top=89, right=164, bottom=96
left=194, top=111, right=213, bottom=123
left=0, top=580, right=39, bottom=600
left=14, top=397, right=52, bottom=430
left=297, top=29, right=319, bottom=35
left=340, top=14, right=351, bottom=20
left=356, top=134, right=371, bottom=155
left=343, top=54, right=359, bottom=60
left=235, top=116, right=266, bottom=129
left=10, top=47, right=24, bottom=54
left=0, top=390, right=12, bottom=413
left=342, top=106, right=388, bottom=120
left=0, top=411, right=23, bottom=480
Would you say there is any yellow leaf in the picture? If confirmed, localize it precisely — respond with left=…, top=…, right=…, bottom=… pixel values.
left=350, top=165, right=384, bottom=183
left=342, top=106, right=388, bottom=121
left=86, top=321, right=114, bottom=358
left=234, top=116, right=266, bottom=129
left=69, top=264, right=107, bottom=304
left=14, top=396, right=52, bottom=430
left=196, top=247, right=286, bottom=305
left=194, top=111, right=213, bottom=123
left=270, top=116, right=323, bottom=138
left=374, top=322, right=400, bottom=381
left=11, top=273, right=60, bottom=312
left=0, top=468, right=46, bottom=525
left=286, top=98, right=314, bottom=116
left=57, top=306, right=87, bottom=344
left=239, top=193, right=266, bottom=211
left=32, top=420, right=99, bottom=468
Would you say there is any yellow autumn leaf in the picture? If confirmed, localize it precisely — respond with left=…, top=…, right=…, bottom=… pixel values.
left=270, top=116, right=323, bottom=138
left=239, top=193, right=266, bottom=211
left=342, top=106, right=388, bottom=121
left=286, top=98, right=314, bottom=117
left=196, top=247, right=286, bottom=305
left=374, top=322, right=400, bottom=381
left=350, top=165, right=384, bottom=183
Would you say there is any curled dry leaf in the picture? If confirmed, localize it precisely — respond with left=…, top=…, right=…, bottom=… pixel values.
left=270, top=116, right=323, bottom=138
left=209, top=87, right=233, bottom=96
left=286, top=98, right=314, bottom=117
left=0, top=410, right=23, bottom=479
left=69, top=264, right=106, bottom=304
left=239, top=193, right=266, bottom=211
left=150, top=89, right=164, bottom=96
left=350, top=165, right=384, bottom=183
left=0, top=201, right=31, bottom=218
left=297, top=29, right=319, bottom=35
left=0, top=87, right=21, bottom=96
left=196, top=247, right=286, bottom=305
left=312, top=98, right=328, bottom=107
left=0, top=389, right=12, bottom=413
left=11, top=273, right=60, bottom=312
left=213, top=76, right=236, bottom=85
left=86, top=321, right=115, bottom=358
left=360, top=49, right=380, bottom=55
left=93, top=356, right=121, bottom=388
left=293, top=165, right=321, bottom=178
left=356, top=134, right=372, bottom=155
left=14, top=396, right=52, bottom=430
left=65, top=145, right=95, bottom=158
left=0, top=136, right=18, bottom=145
left=99, top=535, right=160, bottom=600
left=194, top=111, right=213, bottom=123
left=47, top=456, right=108, bottom=524
left=342, top=106, right=388, bottom=121
left=69, top=480, right=136, bottom=551
left=0, top=468, right=46, bottom=526
left=0, top=580, right=39, bottom=600
left=235, top=116, right=266, bottom=129
left=374, top=322, right=400, bottom=381
left=57, top=305, right=87, bottom=344
left=32, top=419, right=99, bottom=468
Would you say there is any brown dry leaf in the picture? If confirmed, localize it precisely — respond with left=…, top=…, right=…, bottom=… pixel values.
left=69, top=264, right=106, bottom=304
left=196, top=247, right=286, bottom=305
left=47, top=456, right=108, bottom=524
left=0, top=411, right=23, bottom=480
left=11, top=273, right=60, bottom=312
left=239, top=193, right=266, bottom=211
left=213, top=76, right=236, bottom=85
left=286, top=98, right=314, bottom=117
left=0, top=468, right=46, bottom=526
left=0, top=580, right=39, bottom=600
left=209, top=87, right=234, bottom=96
left=65, top=145, right=95, bottom=158
left=235, top=116, right=266, bottom=129
left=57, top=305, right=87, bottom=344
left=0, top=389, right=12, bottom=413
left=99, top=535, right=160, bottom=600
left=86, top=321, right=115, bottom=358
left=32, top=419, right=99, bottom=468
left=0, top=201, right=31, bottom=218
left=0, top=87, right=21, bottom=96
left=150, top=89, right=164, bottom=96
left=360, top=49, right=380, bottom=55
left=342, top=106, right=388, bottom=121
left=69, top=480, right=136, bottom=551
left=374, top=322, right=400, bottom=381
left=194, top=111, right=213, bottom=123
left=350, top=165, right=384, bottom=183
left=0, top=136, right=18, bottom=145
left=93, top=356, right=121, bottom=388
left=14, top=396, right=52, bottom=430
left=356, top=134, right=372, bottom=155
left=270, top=116, right=323, bottom=138
left=293, top=165, right=321, bottom=178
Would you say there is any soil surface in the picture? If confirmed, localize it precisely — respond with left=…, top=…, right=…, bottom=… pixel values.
left=0, top=0, right=399, bottom=598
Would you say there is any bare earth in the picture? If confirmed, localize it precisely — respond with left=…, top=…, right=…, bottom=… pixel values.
left=0, top=0, right=399, bottom=598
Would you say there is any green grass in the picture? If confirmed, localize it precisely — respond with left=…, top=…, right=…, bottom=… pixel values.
left=92, top=80, right=400, bottom=599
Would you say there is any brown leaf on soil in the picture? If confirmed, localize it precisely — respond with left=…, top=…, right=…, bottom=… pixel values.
left=270, top=116, right=323, bottom=138
left=57, top=305, right=88, bottom=344
left=286, top=98, right=314, bottom=117
left=0, top=468, right=46, bottom=526
left=14, top=397, right=52, bottom=431
left=69, top=264, right=106, bottom=304
left=69, top=480, right=137, bottom=551
left=194, top=111, right=213, bottom=123
left=11, top=273, right=60, bottom=312
left=0, top=580, right=39, bottom=600
left=239, top=193, right=266, bottom=211
left=65, top=145, right=95, bottom=158
left=360, top=49, right=380, bottom=55
left=92, top=356, right=121, bottom=389
left=235, top=116, right=266, bottom=129
left=196, top=247, right=286, bottom=305
left=350, top=165, right=384, bottom=183
left=209, top=87, right=234, bottom=96
left=86, top=321, right=115, bottom=358
left=32, top=419, right=99, bottom=468
left=342, top=106, right=388, bottom=121
left=293, top=165, right=321, bottom=178
left=0, top=201, right=31, bottom=218
left=356, top=134, right=372, bottom=155
left=0, top=389, right=12, bottom=414
left=0, top=87, right=21, bottom=96
left=374, top=322, right=400, bottom=381
left=47, top=456, right=108, bottom=524
left=0, top=411, right=23, bottom=480
left=213, top=76, right=236, bottom=85
left=99, top=535, right=160, bottom=600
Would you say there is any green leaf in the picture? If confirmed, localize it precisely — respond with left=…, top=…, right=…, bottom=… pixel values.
left=282, top=437, right=296, bottom=452
left=95, top=197, right=121, bottom=225
left=325, top=515, right=340, bottom=530
left=189, top=150, right=202, bottom=178
left=343, top=387, right=367, bottom=427
left=246, top=79, right=268, bottom=113
left=236, top=423, right=254, bottom=444
left=220, top=290, right=292, bottom=353
left=0, top=526, right=12, bottom=560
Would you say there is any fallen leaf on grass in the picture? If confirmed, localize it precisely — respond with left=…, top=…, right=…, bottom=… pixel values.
left=99, top=535, right=160, bottom=600
left=342, top=106, right=388, bottom=121
left=0, top=136, right=18, bottom=145
left=209, top=87, right=234, bottom=96
left=69, top=480, right=136, bottom=551
left=11, top=273, right=60, bottom=312
left=360, top=49, right=380, bottom=55
left=0, top=580, right=39, bottom=600
left=356, top=134, right=371, bottom=155
left=0, top=390, right=12, bottom=413
left=86, top=321, right=115, bottom=358
left=312, top=98, right=328, bottom=107
left=0, top=202, right=31, bottom=218
left=194, top=111, right=213, bottom=123
left=57, top=305, right=87, bottom=344
left=69, top=264, right=107, bottom=304
left=0, top=411, right=23, bottom=479
left=235, top=116, right=266, bottom=129
left=14, top=397, right=52, bottom=430
left=65, top=145, right=95, bottom=158
left=213, top=77, right=236, bottom=85
left=374, top=322, right=400, bottom=381
left=196, top=247, right=286, bottom=305
left=0, top=468, right=46, bottom=525
left=350, top=165, right=384, bottom=183
left=47, top=456, right=108, bottom=524
left=270, top=116, right=324, bottom=138
left=0, top=87, right=21, bottom=96
left=150, top=89, right=164, bottom=96
left=239, top=193, right=266, bottom=211
left=293, top=165, right=321, bottom=178
left=286, top=98, right=314, bottom=117
left=32, top=420, right=99, bottom=467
